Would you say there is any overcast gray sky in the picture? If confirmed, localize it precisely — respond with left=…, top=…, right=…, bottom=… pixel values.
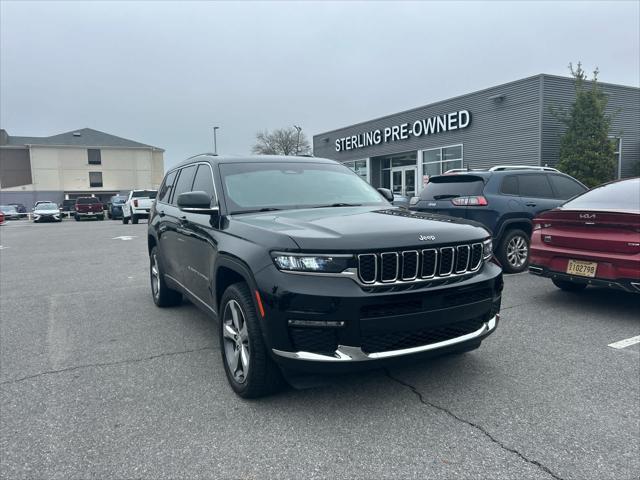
left=1, top=0, right=638, bottom=166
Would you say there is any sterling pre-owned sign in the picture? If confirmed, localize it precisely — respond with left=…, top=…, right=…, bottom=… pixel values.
left=335, top=109, right=471, bottom=152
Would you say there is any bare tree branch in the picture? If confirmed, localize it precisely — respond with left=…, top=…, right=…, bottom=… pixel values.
left=252, top=127, right=311, bottom=156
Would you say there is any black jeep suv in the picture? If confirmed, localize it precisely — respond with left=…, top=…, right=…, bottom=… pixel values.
left=148, top=155, right=503, bottom=398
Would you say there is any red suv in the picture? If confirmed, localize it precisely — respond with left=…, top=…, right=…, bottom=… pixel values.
left=529, top=178, right=640, bottom=293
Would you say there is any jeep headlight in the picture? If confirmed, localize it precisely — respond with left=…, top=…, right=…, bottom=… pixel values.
left=483, top=238, right=493, bottom=260
left=271, top=253, right=352, bottom=273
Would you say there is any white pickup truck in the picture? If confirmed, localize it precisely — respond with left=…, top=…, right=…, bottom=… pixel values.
left=122, top=189, right=157, bottom=224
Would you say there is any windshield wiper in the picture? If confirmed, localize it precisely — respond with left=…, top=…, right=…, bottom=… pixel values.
left=433, top=194, right=460, bottom=200
left=231, top=207, right=282, bottom=215
left=312, top=203, right=362, bottom=208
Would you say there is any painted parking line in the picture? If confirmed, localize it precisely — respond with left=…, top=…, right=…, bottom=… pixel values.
left=608, top=335, right=640, bottom=350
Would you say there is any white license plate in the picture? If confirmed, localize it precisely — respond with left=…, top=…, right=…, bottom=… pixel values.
left=566, top=260, right=597, bottom=278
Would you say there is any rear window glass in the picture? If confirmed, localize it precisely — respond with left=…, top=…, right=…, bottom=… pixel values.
left=131, top=190, right=157, bottom=198
left=76, top=197, right=99, bottom=204
left=420, top=176, right=484, bottom=200
left=562, top=178, right=640, bottom=212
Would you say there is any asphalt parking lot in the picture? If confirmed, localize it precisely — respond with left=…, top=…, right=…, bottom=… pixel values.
left=1, top=219, right=638, bottom=480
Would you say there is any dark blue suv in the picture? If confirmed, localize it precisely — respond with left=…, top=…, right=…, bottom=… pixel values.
left=409, top=168, right=587, bottom=273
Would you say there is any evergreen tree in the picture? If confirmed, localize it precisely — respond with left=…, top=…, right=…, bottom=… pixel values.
left=555, top=63, right=617, bottom=187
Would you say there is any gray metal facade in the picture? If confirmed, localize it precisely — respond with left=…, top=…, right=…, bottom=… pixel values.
left=541, top=76, right=640, bottom=177
left=313, top=74, right=639, bottom=183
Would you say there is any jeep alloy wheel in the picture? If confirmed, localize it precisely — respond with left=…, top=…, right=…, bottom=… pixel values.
left=222, top=299, right=250, bottom=384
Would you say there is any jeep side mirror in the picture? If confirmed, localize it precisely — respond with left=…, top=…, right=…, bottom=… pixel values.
left=377, top=188, right=394, bottom=203
left=177, top=191, right=219, bottom=215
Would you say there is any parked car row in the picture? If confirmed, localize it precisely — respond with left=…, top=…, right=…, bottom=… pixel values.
left=0, top=190, right=158, bottom=225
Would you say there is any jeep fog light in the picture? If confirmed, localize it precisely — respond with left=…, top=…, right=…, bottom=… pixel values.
left=271, top=253, right=352, bottom=273
left=483, top=238, right=493, bottom=260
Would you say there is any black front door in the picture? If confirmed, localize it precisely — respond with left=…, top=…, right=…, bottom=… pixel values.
left=180, top=163, right=219, bottom=309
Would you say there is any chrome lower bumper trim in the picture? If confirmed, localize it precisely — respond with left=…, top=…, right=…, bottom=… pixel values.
left=273, top=314, right=499, bottom=362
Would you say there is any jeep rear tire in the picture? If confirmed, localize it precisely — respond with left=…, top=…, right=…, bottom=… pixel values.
left=132, top=214, right=139, bottom=224
left=122, top=216, right=129, bottom=224
left=220, top=283, right=284, bottom=398
left=498, top=229, right=530, bottom=273
left=150, top=247, right=182, bottom=307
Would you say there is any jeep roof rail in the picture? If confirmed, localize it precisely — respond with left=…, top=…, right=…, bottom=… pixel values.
left=488, top=165, right=559, bottom=172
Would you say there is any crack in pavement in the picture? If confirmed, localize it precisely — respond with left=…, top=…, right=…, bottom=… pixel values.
left=384, top=369, right=564, bottom=480
left=0, top=346, right=215, bottom=386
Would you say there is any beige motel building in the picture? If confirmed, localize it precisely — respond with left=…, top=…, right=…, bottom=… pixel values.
left=0, top=128, right=164, bottom=208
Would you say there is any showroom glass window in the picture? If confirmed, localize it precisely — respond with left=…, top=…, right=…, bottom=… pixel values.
left=422, top=144, right=463, bottom=177
left=88, top=149, right=101, bottom=165
left=343, top=159, right=368, bottom=182
left=89, top=172, right=103, bottom=187
left=379, top=152, right=418, bottom=189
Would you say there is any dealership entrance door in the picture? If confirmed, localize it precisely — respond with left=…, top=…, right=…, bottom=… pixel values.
left=390, top=167, right=417, bottom=198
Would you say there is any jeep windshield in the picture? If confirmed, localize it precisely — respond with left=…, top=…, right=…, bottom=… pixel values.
left=220, top=162, right=387, bottom=214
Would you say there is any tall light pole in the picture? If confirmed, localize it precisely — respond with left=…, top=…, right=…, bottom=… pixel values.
left=293, top=125, right=302, bottom=155
left=213, top=126, right=220, bottom=155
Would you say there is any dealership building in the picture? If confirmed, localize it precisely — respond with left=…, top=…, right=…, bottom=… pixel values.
left=313, top=74, right=639, bottom=198
left=0, top=128, right=164, bottom=207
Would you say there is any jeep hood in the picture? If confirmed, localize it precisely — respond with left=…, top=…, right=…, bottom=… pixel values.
left=231, top=207, right=489, bottom=250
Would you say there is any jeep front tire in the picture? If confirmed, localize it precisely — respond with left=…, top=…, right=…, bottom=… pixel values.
left=220, top=282, right=283, bottom=398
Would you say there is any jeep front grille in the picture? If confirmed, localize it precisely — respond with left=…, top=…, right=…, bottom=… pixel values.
left=357, top=243, right=483, bottom=284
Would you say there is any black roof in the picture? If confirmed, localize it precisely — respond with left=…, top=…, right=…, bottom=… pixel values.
left=169, top=154, right=338, bottom=171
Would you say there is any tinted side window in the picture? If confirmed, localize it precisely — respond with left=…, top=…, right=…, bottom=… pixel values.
left=170, top=165, right=197, bottom=205
left=517, top=174, right=553, bottom=198
left=500, top=175, right=519, bottom=195
left=158, top=171, right=177, bottom=204
left=549, top=174, right=586, bottom=200
left=192, top=164, right=216, bottom=201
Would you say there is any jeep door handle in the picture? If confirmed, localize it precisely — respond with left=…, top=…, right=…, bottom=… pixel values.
left=158, top=210, right=165, bottom=217
left=525, top=202, right=537, bottom=207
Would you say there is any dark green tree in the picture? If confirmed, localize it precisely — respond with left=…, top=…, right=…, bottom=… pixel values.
left=554, top=63, right=617, bottom=187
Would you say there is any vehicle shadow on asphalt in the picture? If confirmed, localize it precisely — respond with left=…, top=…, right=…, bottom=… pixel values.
left=533, top=287, right=639, bottom=323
